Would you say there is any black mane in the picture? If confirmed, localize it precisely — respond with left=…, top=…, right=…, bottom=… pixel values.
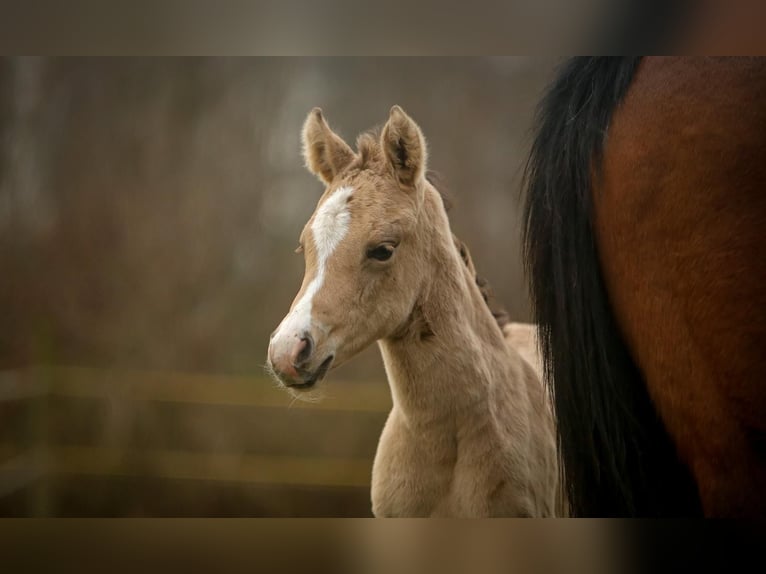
left=522, top=57, right=702, bottom=516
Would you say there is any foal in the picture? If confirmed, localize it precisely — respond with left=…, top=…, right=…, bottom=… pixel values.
left=267, top=106, right=561, bottom=517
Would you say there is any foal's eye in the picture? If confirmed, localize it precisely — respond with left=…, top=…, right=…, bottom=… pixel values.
left=367, top=244, right=395, bottom=262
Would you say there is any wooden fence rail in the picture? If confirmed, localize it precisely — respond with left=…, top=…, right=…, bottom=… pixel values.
left=0, top=366, right=391, bottom=516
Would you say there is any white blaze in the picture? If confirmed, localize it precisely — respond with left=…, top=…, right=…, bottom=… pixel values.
left=274, top=186, right=354, bottom=340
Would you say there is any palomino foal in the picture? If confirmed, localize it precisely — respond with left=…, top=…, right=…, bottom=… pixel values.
left=267, top=106, right=561, bottom=517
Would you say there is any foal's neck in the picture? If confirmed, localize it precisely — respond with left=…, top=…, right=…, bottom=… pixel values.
left=377, top=191, right=508, bottom=428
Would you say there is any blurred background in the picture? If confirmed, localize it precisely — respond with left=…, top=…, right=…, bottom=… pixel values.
left=0, top=57, right=558, bottom=516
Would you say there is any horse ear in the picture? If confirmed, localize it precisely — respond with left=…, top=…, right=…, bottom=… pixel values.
left=301, top=108, right=355, bottom=185
left=381, top=105, right=427, bottom=189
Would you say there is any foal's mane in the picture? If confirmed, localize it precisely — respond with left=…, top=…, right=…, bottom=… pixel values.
left=427, top=171, right=510, bottom=332
left=452, top=232, right=510, bottom=331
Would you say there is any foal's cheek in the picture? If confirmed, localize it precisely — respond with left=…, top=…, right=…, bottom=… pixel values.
left=357, top=267, right=391, bottom=304
left=356, top=276, right=376, bottom=306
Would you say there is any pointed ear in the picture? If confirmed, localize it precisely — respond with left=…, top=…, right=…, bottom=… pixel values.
left=301, top=108, right=355, bottom=185
left=381, top=105, right=427, bottom=189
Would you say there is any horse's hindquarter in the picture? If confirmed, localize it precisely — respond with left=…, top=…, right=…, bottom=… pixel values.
left=491, top=344, right=561, bottom=517
left=501, top=323, right=564, bottom=515
left=503, top=322, right=543, bottom=380
left=596, top=57, right=766, bottom=516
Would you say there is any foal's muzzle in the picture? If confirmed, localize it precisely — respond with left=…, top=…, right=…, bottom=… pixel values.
left=267, top=330, right=334, bottom=390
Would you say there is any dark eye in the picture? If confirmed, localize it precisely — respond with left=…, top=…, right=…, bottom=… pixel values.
left=367, top=244, right=395, bottom=261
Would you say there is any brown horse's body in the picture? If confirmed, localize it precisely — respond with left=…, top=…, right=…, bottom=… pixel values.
left=597, top=58, right=766, bottom=516
left=525, top=57, right=766, bottom=517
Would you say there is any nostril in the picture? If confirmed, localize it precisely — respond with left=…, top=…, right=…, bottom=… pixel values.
left=295, top=333, right=313, bottom=366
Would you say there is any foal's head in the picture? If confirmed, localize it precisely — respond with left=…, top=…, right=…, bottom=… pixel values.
left=267, top=106, right=440, bottom=390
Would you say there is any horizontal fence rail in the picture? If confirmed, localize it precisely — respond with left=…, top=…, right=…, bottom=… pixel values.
left=0, top=366, right=391, bottom=516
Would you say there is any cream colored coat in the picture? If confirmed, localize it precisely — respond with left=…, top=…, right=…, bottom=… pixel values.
left=268, top=105, right=564, bottom=517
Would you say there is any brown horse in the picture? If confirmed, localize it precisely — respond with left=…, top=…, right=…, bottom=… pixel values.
left=523, top=57, right=766, bottom=517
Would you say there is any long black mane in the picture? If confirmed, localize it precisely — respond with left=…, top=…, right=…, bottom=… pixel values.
left=522, top=58, right=702, bottom=516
